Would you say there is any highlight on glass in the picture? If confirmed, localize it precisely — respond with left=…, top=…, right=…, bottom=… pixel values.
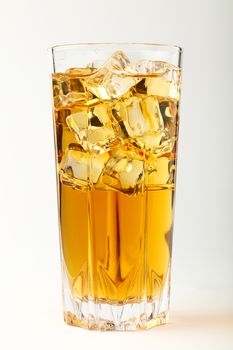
left=50, top=43, right=182, bottom=331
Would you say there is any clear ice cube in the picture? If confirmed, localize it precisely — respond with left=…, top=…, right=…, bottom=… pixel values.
left=66, top=104, right=117, bottom=152
left=112, top=96, right=164, bottom=139
left=137, top=131, right=175, bottom=156
left=145, top=78, right=180, bottom=100
left=145, top=156, right=170, bottom=187
left=112, top=96, right=177, bottom=156
left=60, top=148, right=109, bottom=189
left=130, top=60, right=171, bottom=76
left=52, top=74, right=92, bottom=109
left=83, top=51, right=140, bottom=100
left=60, top=149, right=89, bottom=189
left=131, top=61, right=181, bottom=100
left=145, top=66, right=181, bottom=100
left=101, top=148, right=144, bottom=194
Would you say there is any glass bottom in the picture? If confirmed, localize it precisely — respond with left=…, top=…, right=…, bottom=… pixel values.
left=64, top=300, right=168, bottom=331
left=61, top=257, right=171, bottom=331
left=62, top=266, right=170, bottom=331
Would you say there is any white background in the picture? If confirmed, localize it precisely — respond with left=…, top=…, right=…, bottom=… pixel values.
left=0, top=0, right=232, bottom=349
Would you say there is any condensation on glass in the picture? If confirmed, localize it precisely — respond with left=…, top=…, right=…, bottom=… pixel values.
left=51, top=43, right=182, bottom=331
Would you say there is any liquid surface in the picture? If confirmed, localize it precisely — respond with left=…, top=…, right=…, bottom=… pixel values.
left=52, top=51, right=180, bottom=303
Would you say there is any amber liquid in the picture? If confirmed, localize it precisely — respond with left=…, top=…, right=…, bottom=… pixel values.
left=60, top=183, right=173, bottom=302
left=53, top=57, right=180, bottom=305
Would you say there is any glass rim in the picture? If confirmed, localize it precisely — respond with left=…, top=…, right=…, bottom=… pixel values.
left=51, top=42, right=183, bottom=53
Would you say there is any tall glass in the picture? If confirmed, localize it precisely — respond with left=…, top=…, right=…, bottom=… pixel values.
left=51, top=43, right=182, bottom=331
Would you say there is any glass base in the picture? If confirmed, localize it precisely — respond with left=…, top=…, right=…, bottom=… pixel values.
left=64, top=300, right=168, bottom=331
left=61, top=262, right=171, bottom=331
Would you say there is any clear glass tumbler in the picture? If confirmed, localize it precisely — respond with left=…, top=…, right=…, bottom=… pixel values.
left=51, top=43, right=182, bottom=331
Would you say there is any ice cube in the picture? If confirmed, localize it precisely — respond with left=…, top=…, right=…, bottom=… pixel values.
left=112, top=97, right=148, bottom=138
left=159, top=100, right=178, bottom=118
left=141, top=96, right=164, bottom=131
left=145, top=156, right=170, bottom=187
left=112, top=96, right=164, bottom=139
left=65, top=67, right=97, bottom=76
left=91, top=152, right=110, bottom=183
left=137, top=131, right=175, bottom=156
left=136, top=131, right=163, bottom=150
left=145, top=66, right=181, bottom=100
left=60, top=149, right=90, bottom=189
left=101, top=148, right=144, bottom=194
left=52, top=73, right=92, bottom=109
left=156, top=100, right=178, bottom=155
left=159, top=100, right=178, bottom=133
left=168, top=158, right=176, bottom=184
left=83, top=51, right=140, bottom=100
left=60, top=148, right=109, bottom=189
left=131, top=60, right=171, bottom=76
left=145, top=77, right=180, bottom=100
left=132, top=61, right=181, bottom=100
left=66, top=104, right=117, bottom=152
left=112, top=95, right=176, bottom=156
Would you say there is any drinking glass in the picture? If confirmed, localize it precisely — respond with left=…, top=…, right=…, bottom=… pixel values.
left=51, top=43, right=182, bottom=330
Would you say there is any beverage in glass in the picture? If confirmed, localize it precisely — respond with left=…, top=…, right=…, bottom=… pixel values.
left=51, top=43, right=182, bottom=330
